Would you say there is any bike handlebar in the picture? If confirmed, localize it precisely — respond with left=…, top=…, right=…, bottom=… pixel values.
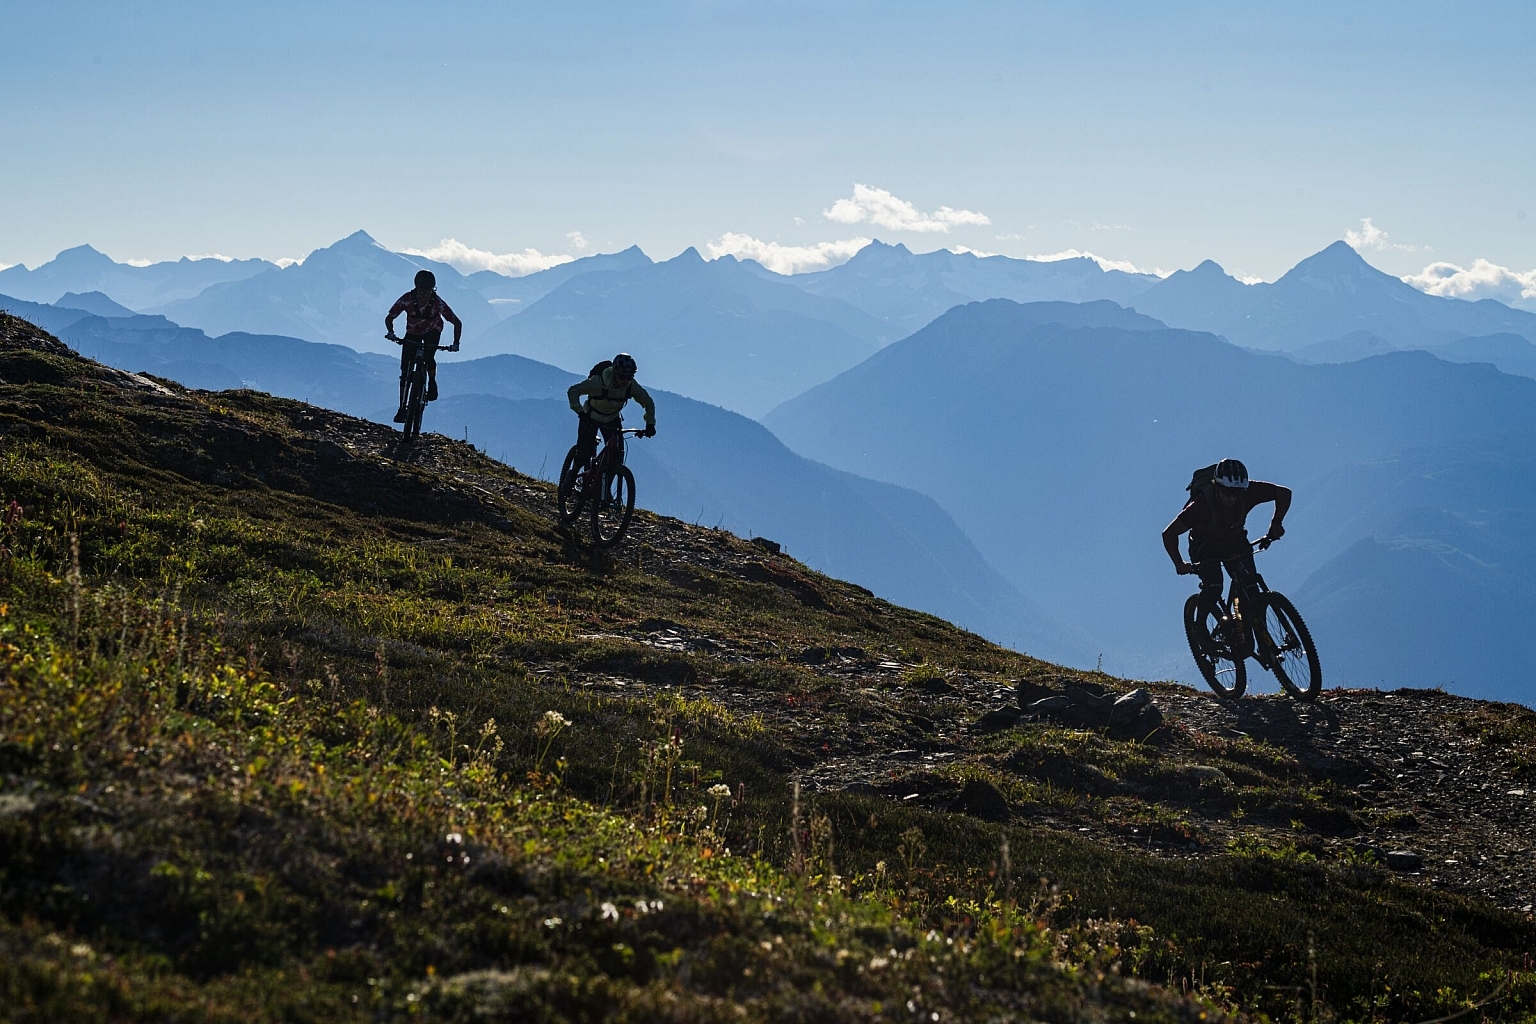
left=385, top=332, right=459, bottom=351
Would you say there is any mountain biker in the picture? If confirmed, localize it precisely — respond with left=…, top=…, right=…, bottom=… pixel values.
left=1161, top=458, right=1292, bottom=627
left=567, top=352, right=656, bottom=473
left=386, top=269, right=462, bottom=423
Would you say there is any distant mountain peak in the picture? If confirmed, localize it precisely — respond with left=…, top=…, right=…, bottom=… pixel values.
left=670, top=247, right=705, bottom=264
left=1190, top=259, right=1228, bottom=276
left=334, top=229, right=381, bottom=248
left=53, top=244, right=115, bottom=268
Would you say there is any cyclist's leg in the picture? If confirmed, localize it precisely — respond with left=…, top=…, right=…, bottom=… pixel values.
left=600, top=419, right=623, bottom=462
left=423, top=330, right=442, bottom=401
left=1189, top=536, right=1225, bottom=622
left=574, top=414, right=600, bottom=469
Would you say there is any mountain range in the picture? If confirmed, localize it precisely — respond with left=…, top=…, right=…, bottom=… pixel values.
left=1133, top=242, right=1536, bottom=352
left=0, top=244, right=276, bottom=308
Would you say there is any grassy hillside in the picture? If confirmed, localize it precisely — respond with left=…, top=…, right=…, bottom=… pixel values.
left=2, top=312, right=1534, bottom=1022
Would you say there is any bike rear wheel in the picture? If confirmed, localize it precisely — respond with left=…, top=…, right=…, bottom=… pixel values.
left=1184, top=594, right=1246, bottom=699
left=590, top=465, right=635, bottom=547
left=556, top=446, right=586, bottom=527
left=1258, top=592, right=1321, bottom=702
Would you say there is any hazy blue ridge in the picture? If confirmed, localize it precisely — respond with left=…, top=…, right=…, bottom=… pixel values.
left=153, top=231, right=500, bottom=355
left=471, top=247, right=895, bottom=418
left=0, top=245, right=276, bottom=310
left=763, top=298, right=1536, bottom=701
left=467, top=246, right=654, bottom=311
left=775, top=240, right=1161, bottom=334
left=1132, top=241, right=1536, bottom=352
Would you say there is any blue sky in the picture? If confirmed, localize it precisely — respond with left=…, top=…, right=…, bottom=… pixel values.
left=2, top=1, right=1533, bottom=288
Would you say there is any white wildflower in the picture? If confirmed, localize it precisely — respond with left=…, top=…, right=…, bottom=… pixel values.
left=708, top=784, right=732, bottom=799
left=601, top=902, right=619, bottom=921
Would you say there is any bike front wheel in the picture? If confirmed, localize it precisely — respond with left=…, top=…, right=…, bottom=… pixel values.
left=556, top=446, right=586, bottom=527
left=1258, top=592, right=1321, bottom=702
left=590, top=465, right=636, bottom=547
left=403, top=373, right=425, bottom=442
left=1184, top=594, right=1247, bottom=699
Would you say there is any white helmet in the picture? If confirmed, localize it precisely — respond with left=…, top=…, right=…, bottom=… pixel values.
left=1214, top=458, right=1250, bottom=490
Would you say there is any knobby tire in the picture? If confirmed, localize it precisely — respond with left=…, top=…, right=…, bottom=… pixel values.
left=556, top=446, right=586, bottom=527
left=1184, top=594, right=1246, bottom=699
left=403, top=373, right=425, bottom=442
left=590, top=465, right=636, bottom=548
left=1259, top=592, right=1322, bottom=702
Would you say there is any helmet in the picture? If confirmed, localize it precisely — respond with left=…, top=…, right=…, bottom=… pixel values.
left=1213, top=458, right=1250, bottom=490
left=612, top=353, right=637, bottom=377
left=414, top=269, right=436, bottom=290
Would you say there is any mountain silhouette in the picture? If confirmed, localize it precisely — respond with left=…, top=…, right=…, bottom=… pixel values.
left=155, top=230, right=498, bottom=354
left=468, top=245, right=654, bottom=312
left=778, top=240, right=1160, bottom=333
left=473, top=248, right=895, bottom=417
left=0, top=244, right=276, bottom=309
left=1134, top=241, right=1536, bottom=351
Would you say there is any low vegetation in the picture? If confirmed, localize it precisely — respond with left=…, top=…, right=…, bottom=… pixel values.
left=2, top=314, right=1534, bottom=1022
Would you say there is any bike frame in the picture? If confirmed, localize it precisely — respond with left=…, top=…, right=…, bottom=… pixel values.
left=1203, top=541, right=1279, bottom=667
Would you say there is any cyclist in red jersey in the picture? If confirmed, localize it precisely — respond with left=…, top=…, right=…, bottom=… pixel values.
left=386, top=269, right=462, bottom=423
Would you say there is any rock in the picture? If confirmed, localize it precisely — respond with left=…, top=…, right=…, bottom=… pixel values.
left=1015, top=679, right=1058, bottom=706
left=1385, top=849, right=1423, bottom=871
left=1187, top=765, right=1231, bottom=786
left=949, top=779, right=1012, bottom=822
left=749, top=536, right=781, bottom=555
left=973, top=707, right=1023, bottom=733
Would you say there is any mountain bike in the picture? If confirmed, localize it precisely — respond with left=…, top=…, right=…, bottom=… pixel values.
left=387, top=332, right=454, bottom=442
left=557, top=424, right=646, bottom=547
left=1183, top=538, right=1322, bottom=702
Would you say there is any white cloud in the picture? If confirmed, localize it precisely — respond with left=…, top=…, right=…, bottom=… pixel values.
left=823, top=184, right=990, bottom=233
left=1402, top=258, right=1536, bottom=310
left=400, top=238, right=576, bottom=277
left=183, top=253, right=236, bottom=262
left=124, top=258, right=153, bottom=267
left=274, top=257, right=302, bottom=268
left=704, top=233, right=871, bottom=275
left=1090, top=222, right=1131, bottom=232
left=1026, top=248, right=1167, bottom=277
left=1344, top=218, right=1426, bottom=254
left=948, top=245, right=997, bottom=257
left=566, top=231, right=590, bottom=251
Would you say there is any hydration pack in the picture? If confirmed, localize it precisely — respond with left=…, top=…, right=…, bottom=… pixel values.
left=1186, top=463, right=1221, bottom=496
left=587, top=360, right=630, bottom=399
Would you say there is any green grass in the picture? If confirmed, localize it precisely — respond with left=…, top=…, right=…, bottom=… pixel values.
left=3, top=315, right=1536, bottom=1022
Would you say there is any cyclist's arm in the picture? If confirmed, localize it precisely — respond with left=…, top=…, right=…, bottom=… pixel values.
left=1162, top=503, right=1196, bottom=570
left=385, top=295, right=408, bottom=333
left=1249, top=481, right=1292, bottom=537
left=629, top=380, right=657, bottom=427
left=439, top=299, right=463, bottom=346
left=568, top=376, right=597, bottom=415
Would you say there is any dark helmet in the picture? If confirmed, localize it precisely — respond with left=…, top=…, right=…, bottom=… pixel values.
left=612, top=353, right=637, bottom=377
left=414, top=269, right=436, bottom=290
left=1213, top=458, right=1250, bottom=490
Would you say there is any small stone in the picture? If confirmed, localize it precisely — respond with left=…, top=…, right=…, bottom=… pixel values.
left=1385, top=849, right=1423, bottom=871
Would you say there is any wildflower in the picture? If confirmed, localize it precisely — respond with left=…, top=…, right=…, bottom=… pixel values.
left=601, top=902, right=619, bottom=921
left=445, top=832, right=463, bottom=845
left=543, top=917, right=562, bottom=928
left=708, top=784, right=732, bottom=799
left=535, top=710, right=571, bottom=737
left=868, top=956, right=889, bottom=970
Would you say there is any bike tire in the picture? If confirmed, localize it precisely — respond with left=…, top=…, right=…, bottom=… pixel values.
left=1260, top=592, right=1322, bottom=702
left=402, top=373, right=425, bottom=442
left=556, top=446, right=586, bottom=527
left=590, top=465, right=636, bottom=548
left=1184, top=594, right=1246, bottom=699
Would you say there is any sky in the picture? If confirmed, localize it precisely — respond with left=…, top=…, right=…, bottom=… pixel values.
left=2, top=0, right=1534, bottom=292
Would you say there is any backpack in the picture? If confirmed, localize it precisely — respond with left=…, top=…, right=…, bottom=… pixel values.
left=587, top=360, right=630, bottom=399
left=1186, top=463, right=1220, bottom=497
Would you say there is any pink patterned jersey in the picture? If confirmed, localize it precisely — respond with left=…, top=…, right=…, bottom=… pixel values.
left=387, top=290, right=462, bottom=338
